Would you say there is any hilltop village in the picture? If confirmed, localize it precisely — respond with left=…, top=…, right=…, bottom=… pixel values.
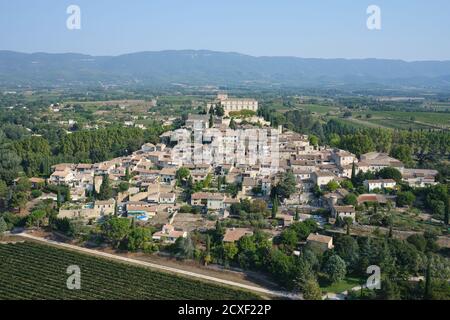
left=42, top=94, right=439, bottom=246
left=2, top=92, right=449, bottom=299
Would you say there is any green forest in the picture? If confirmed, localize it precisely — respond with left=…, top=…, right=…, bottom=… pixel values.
left=0, top=125, right=167, bottom=182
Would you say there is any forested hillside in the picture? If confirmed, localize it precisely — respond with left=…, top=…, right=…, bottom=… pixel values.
left=0, top=125, right=166, bottom=182
left=2, top=50, right=450, bottom=89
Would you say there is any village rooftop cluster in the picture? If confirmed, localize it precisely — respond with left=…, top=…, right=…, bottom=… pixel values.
left=40, top=94, right=440, bottom=247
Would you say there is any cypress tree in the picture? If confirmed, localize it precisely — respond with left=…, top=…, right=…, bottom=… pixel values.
left=271, top=196, right=279, bottom=219
left=351, top=162, right=356, bottom=184
left=206, top=235, right=211, bottom=254
left=444, top=197, right=449, bottom=225
left=295, top=207, right=300, bottom=221
left=209, top=113, right=214, bottom=128
left=98, top=174, right=113, bottom=200
left=0, top=217, right=7, bottom=238
left=57, top=189, right=62, bottom=209
left=204, top=234, right=212, bottom=266
left=229, top=118, right=237, bottom=130
left=217, top=176, right=222, bottom=191
left=424, top=257, right=433, bottom=300
left=125, top=167, right=131, bottom=181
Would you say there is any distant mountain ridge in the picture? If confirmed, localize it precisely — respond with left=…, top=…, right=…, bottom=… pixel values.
left=1, top=50, right=450, bottom=89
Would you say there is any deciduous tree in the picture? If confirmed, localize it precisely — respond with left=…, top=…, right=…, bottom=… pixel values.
left=323, top=254, right=347, bottom=284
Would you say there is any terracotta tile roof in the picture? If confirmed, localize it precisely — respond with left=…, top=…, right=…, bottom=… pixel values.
left=95, top=199, right=115, bottom=206
left=313, top=170, right=336, bottom=177
left=160, top=167, right=176, bottom=175
left=191, top=192, right=225, bottom=201
left=223, top=228, right=253, bottom=242
left=357, top=194, right=378, bottom=203
left=365, top=179, right=396, bottom=184
left=333, top=205, right=355, bottom=213
left=76, top=163, right=93, bottom=169
left=127, top=205, right=157, bottom=212
left=307, top=233, right=333, bottom=244
left=159, top=193, right=175, bottom=198
left=242, top=177, right=257, bottom=187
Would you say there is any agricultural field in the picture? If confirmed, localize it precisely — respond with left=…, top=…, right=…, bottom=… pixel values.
left=151, top=95, right=210, bottom=116
left=61, top=95, right=208, bottom=119
left=427, top=102, right=450, bottom=111
left=0, top=242, right=261, bottom=300
left=356, top=210, right=446, bottom=234
left=332, top=117, right=383, bottom=129
left=363, top=118, right=434, bottom=130
left=63, top=99, right=154, bottom=119
left=312, top=108, right=450, bottom=131
left=274, top=98, right=450, bottom=131
left=297, top=104, right=340, bottom=115
left=354, top=110, right=450, bottom=129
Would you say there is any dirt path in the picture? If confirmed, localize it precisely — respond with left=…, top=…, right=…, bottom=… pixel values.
left=127, top=252, right=281, bottom=291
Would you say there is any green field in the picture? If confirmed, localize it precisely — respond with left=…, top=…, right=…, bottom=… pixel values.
left=298, top=104, right=339, bottom=115
left=429, top=102, right=450, bottom=110
left=317, top=107, right=450, bottom=130
left=0, top=242, right=260, bottom=300
left=366, top=118, right=434, bottom=130
left=351, top=110, right=450, bottom=130
left=273, top=100, right=450, bottom=131
left=319, top=276, right=362, bottom=294
left=280, top=100, right=450, bottom=130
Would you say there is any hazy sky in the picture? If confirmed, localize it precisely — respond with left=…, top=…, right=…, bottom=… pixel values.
left=1, top=0, right=449, bottom=61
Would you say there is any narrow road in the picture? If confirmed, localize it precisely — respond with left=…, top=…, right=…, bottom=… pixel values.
left=16, top=232, right=302, bottom=300
left=324, top=276, right=434, bottom=300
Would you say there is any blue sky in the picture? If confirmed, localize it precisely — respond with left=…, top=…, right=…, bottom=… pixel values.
left=0, top=0, right=449, bottom=60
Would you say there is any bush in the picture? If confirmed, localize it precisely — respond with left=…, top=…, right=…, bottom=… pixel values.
left=340, top=180, right=354, bottom=190
left=430, top=200, right=445, bottom=220
left=0, top=217, right=8, bottom=235
left=406, top=234, right=427, bottom=252
left=118, top=182, right=129, bottom=193
left=323, top=254, right=347, bottom=284
left=397, top=191, right=415, bottom=207
left=31, top=190, right=43, bottom=199
left=191, top=206, right=202, bottom=214
left=0, top=212, right=25, bottom=229
left=326, top=180, right=340, bottom=192
left=377, top=167, right=402, bottom=183
left=343, top=193, right=358, bottom=206
left=179, top=205, right=193, bottom=213
left=369, top=212, right=385, bottom=226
